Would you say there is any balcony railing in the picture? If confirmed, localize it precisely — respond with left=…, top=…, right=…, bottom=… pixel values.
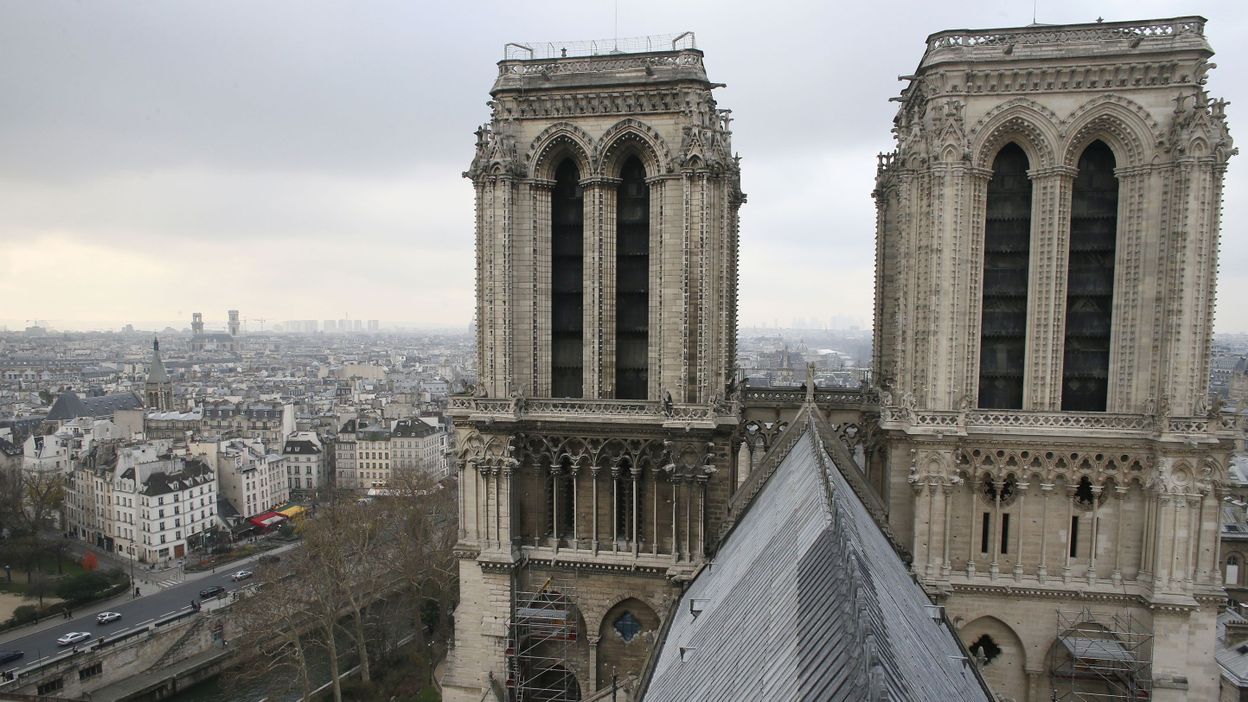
left=448, top=395, right=731, bottom=423
left=925, top=16, right=1205, bottom=54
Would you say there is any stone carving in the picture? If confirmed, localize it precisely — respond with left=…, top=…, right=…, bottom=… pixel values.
left=464, top=122, right=524, bottom=180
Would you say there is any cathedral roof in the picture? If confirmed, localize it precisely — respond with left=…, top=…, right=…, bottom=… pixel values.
left=641, top=409, right=991, bottom=702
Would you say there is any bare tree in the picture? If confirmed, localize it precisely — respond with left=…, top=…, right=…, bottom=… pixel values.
left=21, top=469, right=65, bottom=534
left=228, top=567, right=319, bottom=701
left=0, top=467, right=23, bottom=537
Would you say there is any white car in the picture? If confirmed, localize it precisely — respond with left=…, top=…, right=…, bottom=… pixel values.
left=96, top=611, right=121, bottom=625
left=230, top=570, right=253, bottom=582
left=56, top=632, right=91, bottom=647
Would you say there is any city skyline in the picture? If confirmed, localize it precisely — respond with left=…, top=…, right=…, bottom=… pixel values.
left=3, top=1, right=1244, bottom=331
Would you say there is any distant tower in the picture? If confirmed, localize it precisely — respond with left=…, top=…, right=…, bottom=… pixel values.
left=444, top=34, right=743, bottom=702
left=145, top=337, right=173, bottom=411
left=227, top=310, right=240, bottom=337
left=191, top=312, right=204, bottom=336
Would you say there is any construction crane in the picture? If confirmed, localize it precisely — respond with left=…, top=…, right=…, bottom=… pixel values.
left=245, top=317, right=267, bottom=333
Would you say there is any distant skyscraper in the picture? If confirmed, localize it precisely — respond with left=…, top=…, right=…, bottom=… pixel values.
left=324, top=320, right=336, bottom=332
left=367, top=320, right=379, bottom=332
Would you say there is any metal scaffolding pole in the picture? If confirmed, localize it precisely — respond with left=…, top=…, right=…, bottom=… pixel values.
left=507, top=582, right=579, bottom=702
left=1050, top=606, right=1152, bottom=701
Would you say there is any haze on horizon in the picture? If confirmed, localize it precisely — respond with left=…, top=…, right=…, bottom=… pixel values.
left=2, top=1, right=1245, bottom=332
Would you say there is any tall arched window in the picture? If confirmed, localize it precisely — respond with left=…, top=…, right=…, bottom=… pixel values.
left=979, top=143, right=1032, bottom=409
left=552, top=159, right=584, bottom=398
left=1062, top=140, right=1117, bottom=412
left=615, top=156, right=650, bottom=399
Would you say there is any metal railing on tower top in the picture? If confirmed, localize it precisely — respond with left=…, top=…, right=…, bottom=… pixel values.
left=504, top=32, right=696, bottom=60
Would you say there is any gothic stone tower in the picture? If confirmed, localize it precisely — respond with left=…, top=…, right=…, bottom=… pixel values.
left=443, top=35, right=743, bottom=701
left=145, top=337, right=172, bottom=411
left=873, top=17, right=1236, bottom=701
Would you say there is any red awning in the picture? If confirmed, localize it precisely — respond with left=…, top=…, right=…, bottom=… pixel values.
left=247, top=511, right=286, bottom=528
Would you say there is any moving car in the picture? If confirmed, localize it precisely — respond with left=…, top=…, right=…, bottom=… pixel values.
left=230, top=570, right=253, bottom=582
left=96, top=611, right=121, bottom=625
left=198, top=585, right=226, bottom=599
left=56, top=632, right=91, bottom=647
left=0, top=650, right=23, bottom=665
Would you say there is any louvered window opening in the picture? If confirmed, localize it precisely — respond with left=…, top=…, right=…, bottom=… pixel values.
left=1062, top=141, right=1117, bottom=412
left=978, top=143, right=1031, bottom=409
left=552, top=160, right=584, bottom=398
left=616, top=156, right=650, bottom=399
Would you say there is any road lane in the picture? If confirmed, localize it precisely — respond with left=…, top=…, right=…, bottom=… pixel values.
left=0, top=571, right=256, bottom=675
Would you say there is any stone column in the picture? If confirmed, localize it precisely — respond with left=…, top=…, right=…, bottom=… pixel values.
left=912, top=480, right=929, bottom=577
left=591, top=466, right=600, bottom=555
left=587, top=634, right=601, bottom=691
left=1087, top=484, right=1102, bottom=584
left=967, top=477, right=979, bottom=577
left=582, top=179, right=613, bottom=399
left=570, top=466, right=580, bottom=551
left=1112, top=485, right=1127, bottom=585
left=1025, top=166, right=1078, bottom=410
left=550, top=463, right=562, bottom=551
left=990, top=478, right=1002, bottom=579
left=671, top=475, right=681, bottom=563
left=1014, top=481, right=1027, bottom=581
left=1062, top=484, right=1075, bottom=583
left=531, top=180, right=554, bottom=396
left=941, top=479, right=953, bottom=577
left=1038, top=483, right=1052, bottom=582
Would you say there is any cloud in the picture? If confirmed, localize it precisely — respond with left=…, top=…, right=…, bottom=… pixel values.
left=0, top=0, right=1245, bottom=332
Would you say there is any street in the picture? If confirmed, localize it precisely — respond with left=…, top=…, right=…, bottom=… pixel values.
left=0, top=543, right=299, bottom=676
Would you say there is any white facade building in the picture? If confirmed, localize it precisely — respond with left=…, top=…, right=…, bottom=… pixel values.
left=283, top=431, right=326, bottom=492
left=66, top=440, right=216, bottom=564
left=197, top=438, right=288, bottom=519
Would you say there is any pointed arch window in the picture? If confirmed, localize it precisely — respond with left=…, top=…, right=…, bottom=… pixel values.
left=978, top=143, right=1031, bottom=409
left=615, top=156, right=650, bottom=399
left=1061, top=141, right=1117, bottom=412
left=552, top=159, right=584, bottom=398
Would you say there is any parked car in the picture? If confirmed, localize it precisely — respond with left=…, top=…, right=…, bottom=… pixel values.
left=230, top=570, right=253, bottom=582
left=0, top=650, right=23, bottom=665
left=198, top=585, right=226, bottom=599
left=56, top=632, right=91, bottom=647
left=96, top=611, right=122, bottom=625
left=257, top=554, right=280, bottom=565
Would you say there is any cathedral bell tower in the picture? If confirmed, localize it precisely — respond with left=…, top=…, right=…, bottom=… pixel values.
left=873, top=17, right=1235, bottom=701
left=444, top=33, right=744, bottom=702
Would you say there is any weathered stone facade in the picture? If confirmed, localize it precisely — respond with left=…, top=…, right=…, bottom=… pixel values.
left=873, top=17, right=1237, bottom=702
left=444, top=37, right=743, bottom=701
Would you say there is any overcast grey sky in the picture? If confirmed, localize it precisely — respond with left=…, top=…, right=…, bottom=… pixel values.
left=0, top=1, right=1243, bottom=332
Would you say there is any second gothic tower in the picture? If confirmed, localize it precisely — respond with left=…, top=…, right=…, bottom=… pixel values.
left=445, top=36, right=744, bottom=702
left=465, top=41, right=743, bottom=404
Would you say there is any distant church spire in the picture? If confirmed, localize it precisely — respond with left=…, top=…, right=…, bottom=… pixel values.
left=145, top=336, right=172, bottom=410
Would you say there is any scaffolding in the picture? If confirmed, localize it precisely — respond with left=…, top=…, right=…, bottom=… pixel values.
left=1051, top=607, right=1153, bottom=701
left=506, top=581, right=579, bottom=702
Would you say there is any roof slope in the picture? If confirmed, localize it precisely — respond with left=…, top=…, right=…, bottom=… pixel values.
left=643, top=412, right=990, bottom=701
